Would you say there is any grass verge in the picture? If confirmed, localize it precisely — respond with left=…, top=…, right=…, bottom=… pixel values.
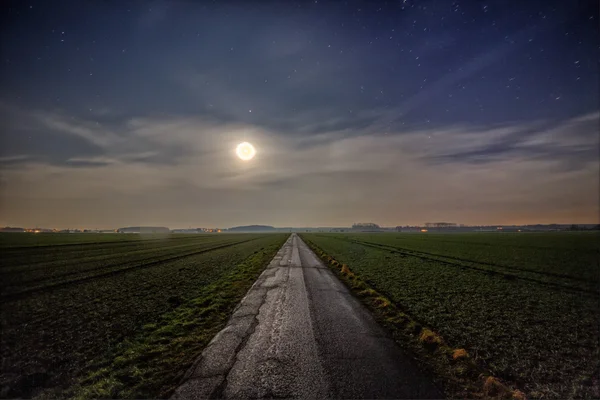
left=35, top=238, right=285, bottom=399
left=302, top=236, right=527, bottom=400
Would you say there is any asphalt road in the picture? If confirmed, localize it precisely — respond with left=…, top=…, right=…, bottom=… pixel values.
left=172, top=234, right=442, bottom=399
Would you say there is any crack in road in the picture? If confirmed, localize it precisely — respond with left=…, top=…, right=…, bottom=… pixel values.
left=217, top=281, right=286, bottom=398
left=173, top=237, right=293, bottom=399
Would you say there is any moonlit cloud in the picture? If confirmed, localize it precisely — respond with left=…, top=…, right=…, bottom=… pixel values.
left=1, top=104, right=597, bottom=228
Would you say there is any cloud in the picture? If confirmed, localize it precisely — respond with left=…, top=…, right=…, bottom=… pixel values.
left=31, top=110, right=123, bottom=149
left=0, top=155, right=30, bottom=163
left=0, top=106, right=597, bottom=228
left=0, top=104, right=188, bottom=167
left=422, top=112, right=600, bottom=170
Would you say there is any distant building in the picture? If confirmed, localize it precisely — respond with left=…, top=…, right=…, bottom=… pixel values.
left=0, top=227, right=25, bottom=232
left=395, top=226, right=423, bottom=232
left=171, top=228, right=202, bottom=233
left=117, top=226, right=170, bottom=233
left=228, top=225, right=275, bottom=232
left=424, top=222, right=458, bottom=229
left=24, top=228, right=54, bottom=233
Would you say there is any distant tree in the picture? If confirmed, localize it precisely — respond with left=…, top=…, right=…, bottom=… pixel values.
left=352, top=222, right=380, bottom=229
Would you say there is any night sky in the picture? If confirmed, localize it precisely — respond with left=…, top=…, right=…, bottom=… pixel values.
left=0, top=0, right=598, bottom=229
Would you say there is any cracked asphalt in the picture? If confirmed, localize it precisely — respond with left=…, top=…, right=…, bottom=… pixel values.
left=172, top=234, right=442, bottom=399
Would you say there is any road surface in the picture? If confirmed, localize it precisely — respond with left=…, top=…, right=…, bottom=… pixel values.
left=172, top=234, right=442, bottom=399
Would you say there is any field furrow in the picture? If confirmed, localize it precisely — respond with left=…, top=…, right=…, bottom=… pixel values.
left=339, top=237, right=599, bottom=295
left=1, top=236, right=263, bottom=300
left=0, top=235, right=226, bottom=269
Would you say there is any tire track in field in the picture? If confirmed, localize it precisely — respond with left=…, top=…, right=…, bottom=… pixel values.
left=350, top=238, right=592, bottom=283
left=3, top=236, right=278, bottom=330
left=353, top=239, right=599, bottom=295
left=3, top=237, right=243, bottom=287
left=322, top=236, right=598, bottom=296
left=1, top=237, right=228, bottom=273
left=392, top=236, right=599, bottom=253
left=1, top=237, right=263, bottom=302
left=0, top=233, right=208, bottom=252
left=0, top=235, right=218, bottom=268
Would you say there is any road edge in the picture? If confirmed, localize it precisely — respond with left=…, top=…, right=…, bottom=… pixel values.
left=171, top=234, right=293, bottom=399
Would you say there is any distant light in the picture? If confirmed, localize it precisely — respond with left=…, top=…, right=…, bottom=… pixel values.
left=421, top=229, right=428, bottom=232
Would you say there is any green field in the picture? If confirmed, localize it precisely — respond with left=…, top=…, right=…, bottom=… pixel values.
left=0, top=232, right=288, bottom=398
left=0, top=232, right=170, bottom=248
left=301, top=232, right=600, bottom=399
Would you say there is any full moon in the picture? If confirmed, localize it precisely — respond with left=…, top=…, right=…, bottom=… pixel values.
left=236, top=142, right=256, bottom=161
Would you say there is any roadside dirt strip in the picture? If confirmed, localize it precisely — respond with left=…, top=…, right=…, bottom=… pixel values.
left=172, top=234, right=442, bottom=399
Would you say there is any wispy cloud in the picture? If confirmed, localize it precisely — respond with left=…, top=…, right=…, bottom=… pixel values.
left=0, top=155, right=30, bottom=163
left=1, top=105, right=597, bottom=228
left=31, top=110, right=123, bottom=149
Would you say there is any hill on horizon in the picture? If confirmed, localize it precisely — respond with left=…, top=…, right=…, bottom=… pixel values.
left=228, top=225, right=275, bottom=232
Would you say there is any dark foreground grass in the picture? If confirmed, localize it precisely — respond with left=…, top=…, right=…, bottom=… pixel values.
left=1, top=233, right=287, bottom=399
left=63, top=243, right=284, bottom=399
left=301, top=233, right=600, bottom=400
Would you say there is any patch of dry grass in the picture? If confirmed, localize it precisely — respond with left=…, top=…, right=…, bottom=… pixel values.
left=371, top=296, right=391, bottom=308
left=358, top=288, right=378, bottom=297
left=482, top=376, right=511, bottom=398
left=512, top=389, right=527, bottom=400
left=452, top=348, right=468, bottom=361
left=340, top=264, right=353, bottom=277
left=419, top=329, right=444, bottom=350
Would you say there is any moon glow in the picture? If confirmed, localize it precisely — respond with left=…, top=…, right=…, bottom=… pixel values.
left=236, top=142, right=256, bottom=161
